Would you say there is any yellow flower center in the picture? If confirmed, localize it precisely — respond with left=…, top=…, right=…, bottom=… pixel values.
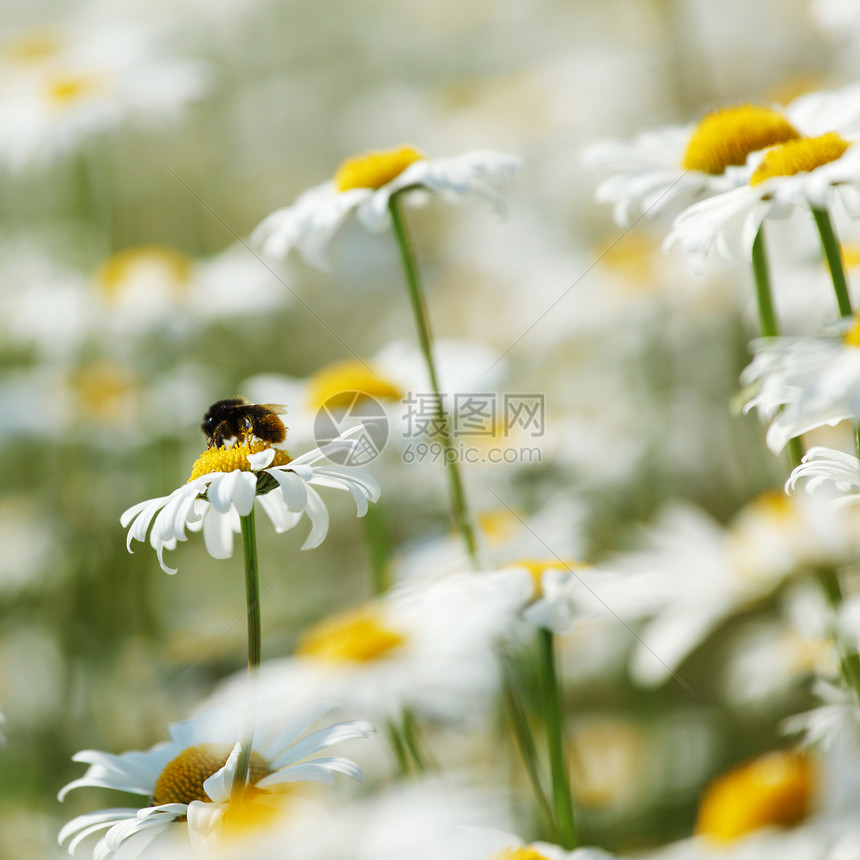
left=307, top=360, right=404, bottom=410
left=189, top=440, right=292, bottom=481
left=334, top=145, right=426, bottom=192
left=476, top=508, right=523, bottom=546
left=4, top=28, right=64, bottom=64
left=743, top=489, right=794, bottom=520
left=45, top=74, right=103, bottom=107
left=68, top=361, right=140, bottom=424
left=489, top=847, right=552, bottom=860
left=295, top=606, right=406, bottom=663
left=509, top=557, right=585, bottom=599
left=682, top=105, right=800, bottom=175
left=95, top=246, right=192, bottom=303
left=844, top=313, right=860, bottom=347
left=152, top=743, right=271, bottom=806
left=220, top=792, right=290, bottom=838
left=695, top=750, right=815, bottom=843
left=750, top=132, right=850, bottom=185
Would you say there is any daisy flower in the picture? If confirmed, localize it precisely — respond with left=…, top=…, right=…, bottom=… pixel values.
left=583, top=83, right=860, bottom=227
left=121, top=430, right=379, bottom=574
left=740, top=318, right=860, bottom=453
left=205, top=570, right=530, bottom=725
left=243, top=337, right=508, bottom=451
left=252, top=145, right=521, bottom=269
left=58, top=702, right=374, bottom=859
left=665, top=130, right=860, bottom=272
left=593, top=493, right=860, bottom=686
left=0, top=18, right=209, bottom=171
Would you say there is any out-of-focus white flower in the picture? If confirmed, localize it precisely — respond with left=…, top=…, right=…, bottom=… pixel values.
left=723, top=585, right=838, bottom=709
left=589, top=493, right=860, bottom=686
left=583, top=84, right=860, bottom=227
left=810, top=0, right=860, bottom=43
left=783, top=680, right=859, bottom=752
left=244, top=337, right=508, bottom=451
left=0, top=19, right=209, bottom=170
left=58, top=703, right=373, bottom=859
left=253, top=145, right=521, bottom=270
left=205, top=571, right=530, bottom=725
left=0, top=241, right=289, bottom=361
left=121, top=433, right=379, bottom=574
left=666, top=133, right=860, bottom=272
left=740, top=321, right=860, bottom=453
left=155, top=778, right=519, bottom=860
left=88, top=243, right=289, bottom=335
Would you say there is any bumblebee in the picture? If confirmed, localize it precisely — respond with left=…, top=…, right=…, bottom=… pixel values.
left=201, top=398, right=287, bottom=449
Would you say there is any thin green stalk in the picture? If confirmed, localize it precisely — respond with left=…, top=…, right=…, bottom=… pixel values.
left=231, top=508, right=263, bottom=803
left=363, top=500, right=392, bottom=595
left=386, top=721, right=412, bottom=776
left=817, top=568, right=860, bottom=707
left=751, top=228, right=779, bottom=338
left=536, top=629, right=576, bottom=849
left=387, top=194, right=481, bottom=569
left=750, top=227, right=804, bottom=470
left=401, top=709, right=434, bottom=773
left=812, top=207, right=852, bottom=318
left=501, top=659, right=560, bottom=842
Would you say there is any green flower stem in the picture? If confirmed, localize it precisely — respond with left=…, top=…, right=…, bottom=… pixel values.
left=231, top=508, right=263, bottom=803
left=812, top=207, right=853, bottom=318
left=817, top=568, right=860, bottom=707
left=387, top=194, right=481, bottom=570
left=386, top=721, right=412, bottom=776
left=501, top=658, right=560, bottom=842
left=401, top=709, right=434, bottom=772
left=363, top=500, right=392, bottom=595
left=536, top=629, right=577, bottom=850
left=751, top=228, right=779, bottom=338
left=750, top=228, right=804, bottom=470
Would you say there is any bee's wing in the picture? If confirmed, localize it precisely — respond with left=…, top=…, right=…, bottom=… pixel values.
left=260, top=403, right=288, bottom=415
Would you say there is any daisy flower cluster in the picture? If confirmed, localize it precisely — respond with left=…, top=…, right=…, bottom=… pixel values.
left=14, top=3, right=860, bottom=860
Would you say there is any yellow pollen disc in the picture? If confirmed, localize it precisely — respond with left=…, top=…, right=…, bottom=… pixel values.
left=295, top=606, right=406, bottom=663
left=476, top=508, right=523, bottom=546
left=69, top=361, right=140, bottom=423
left=742, top=489, right=794, bottom=521
left=682, top=105, right=800, bottom=175
left=750, top=132, right=850, bottom=185
left=189, top=440, right=292, bottom=481
left=334, top=145, right=426, bottom=192
left=45, top=74, right=103, bottom=107
left=489, top=847, right=552, bottom=860
left=152, top=743, right=271, bottom=806
left=95, top=245, right=192, bottom=302
left=510, top=558, right=585, bottom=599
left=4, top=29, right=64, bottom=63
left=307, top=360, right=404, bottom=410
left=695, top=750, right=816, bottom=844
left=844, top=314, right=860, bottom=347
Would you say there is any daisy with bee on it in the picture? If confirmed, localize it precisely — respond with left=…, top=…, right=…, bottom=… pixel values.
left=123, top=396, right=378, bottom=575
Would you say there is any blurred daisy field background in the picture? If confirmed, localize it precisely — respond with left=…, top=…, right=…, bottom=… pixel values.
left=9, top=0, right=860, bottom=858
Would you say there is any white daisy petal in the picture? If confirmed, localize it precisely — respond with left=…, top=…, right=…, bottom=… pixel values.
left=201, top=508, right=237, bottom=560
left=298, top=484, right=330, bottom=549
